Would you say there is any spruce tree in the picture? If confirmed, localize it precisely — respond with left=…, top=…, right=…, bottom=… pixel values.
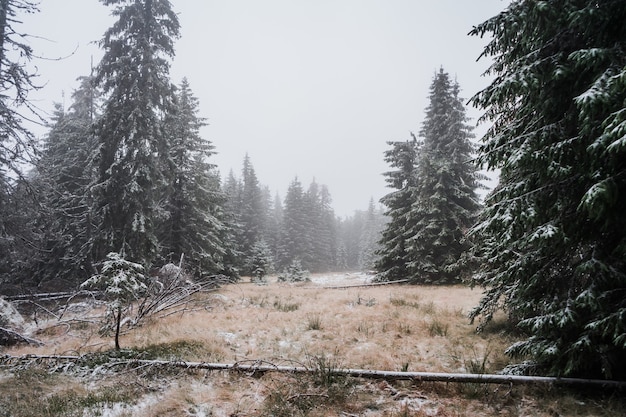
left=239, top=154, right=265, bottom=271
left=468, top=0, right=626, bottom=379
left=405, top=69, right=482, bottom=284
left=277, top=177, right=308, bottom=269
left=265, top=192, right=283, bottom=263
left=0, top=0, right=40, bottom=284
left=374, top=137, right=419, bottom=281
left=304, top=181, right=336, bottom=272
left=34, top=76, right=100, bottom=286
left=358, top=198, right=384, bottom=271
left=159, top=78, right=229, bottom=278
left=93, top=0, right=180, bottom=267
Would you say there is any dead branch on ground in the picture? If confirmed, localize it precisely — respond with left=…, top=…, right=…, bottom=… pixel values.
left=0, top=328, right=44, bottom=347
left=2, top=354, right=625, bottom=390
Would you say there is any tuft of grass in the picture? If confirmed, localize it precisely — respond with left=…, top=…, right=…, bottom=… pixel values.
left=356, top=293, right=377, bottom=306
left=357, top=321, right=371, bottom=336
left=273, top=298, right=300, bottom=312
left=132, top=339, right=207, bottom=361
left=389, top=296, right=420, bottom=309
left=306, top=313, right=323, bottom=330
left=250, top=295, right=269, bottom=308
left=421, top=301, right=437, bottom=314
left=428, top=319, right=449, bottom=337
left=397, top=322, right=411, bottom=335
left=0, top=368, right=141, bottom=417
left=260, top=353, right=353, bottom=415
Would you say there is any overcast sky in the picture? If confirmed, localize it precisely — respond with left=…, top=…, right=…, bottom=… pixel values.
left=23, top=0, right=508, bottom=217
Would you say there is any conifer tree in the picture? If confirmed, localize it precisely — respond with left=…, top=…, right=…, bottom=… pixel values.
left=277, top=177, right=308, bottom=269
left=0, top=0, right=40, bottom=283
left=93, top=0, right=180, bottom=267
left=34, top=76, right=100, bottom=286
left=159, top=78, right=229, bottom=277
left=468, top=0, right=626, bottom=379
left=405, top=69, right=481, bottom=284
left=374, top=137, right=419, bottom=281
left=358, top=198, right=384, bottom=271
left=304, top=181, right=336, bottom=272
left=239, top=154, right=265, bottom=271
left=265, top=192, right=283, bottom=262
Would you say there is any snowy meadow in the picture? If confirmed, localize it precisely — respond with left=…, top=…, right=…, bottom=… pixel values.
left=2, top=274, right=623, bottom=416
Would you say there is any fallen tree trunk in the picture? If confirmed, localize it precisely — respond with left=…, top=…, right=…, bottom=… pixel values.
left=2, top=354, right=624, bottom=389
left=308, top=279, right=409, bottom=290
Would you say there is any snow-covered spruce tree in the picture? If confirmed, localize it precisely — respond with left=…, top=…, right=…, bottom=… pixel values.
left=264, top=191, right=283, bottom=263
left=93, top=0, right=180, bottom=267
left=405, top=69, right=482, bottom=284
left=468, top=0, right=626, bottom=379
left=81, top=252, right=146, bottom=350
left=357, top=198, right=385, bottom=271
left=218, top=170, right=245, bottom=278
left=277, top=258, right=310, bottom=283
left=0, top=0, right=40, bottom=284
left=277, top=177, right=309, bottom=270
left=159, top=78, right=231, bottom=278
left=304, top=181, right=337, bottom=272
left=238, top=154, right=266, bottom=273
left=374, top=136, right=419, bottom=281
left=246, top=239, right=273, bottom=284
left=33, top=76, right=100, bottom=287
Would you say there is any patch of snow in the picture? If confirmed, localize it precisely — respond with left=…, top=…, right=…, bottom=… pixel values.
left=0, top=297, right=25, bottom=329
left=83, top=394, right=160, bottom=417
left=309, top=272, right=374, bottom=286
left=217, top=331, right=237, bottom=344
left=210, top=294, right=229, bottom=303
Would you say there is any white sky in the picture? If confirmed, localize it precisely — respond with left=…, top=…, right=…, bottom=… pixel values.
left=22, top=0, right=507, bottom=217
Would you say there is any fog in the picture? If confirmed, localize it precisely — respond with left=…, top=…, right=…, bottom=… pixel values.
left=23, top=0, right=507, bottom=216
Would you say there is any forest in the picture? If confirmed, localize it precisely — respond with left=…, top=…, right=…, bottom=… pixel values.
left=1, top=0, right=625, bottom=394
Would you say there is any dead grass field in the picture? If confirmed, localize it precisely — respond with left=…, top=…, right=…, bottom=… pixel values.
left=2, top=273, right=624, bottom=416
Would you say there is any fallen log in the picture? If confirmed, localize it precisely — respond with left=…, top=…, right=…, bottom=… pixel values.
left=307, top=279, right=409, bottom=290
left=1, top=354, right=624, bottom=389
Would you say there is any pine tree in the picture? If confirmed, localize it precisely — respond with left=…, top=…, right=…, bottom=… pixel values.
left=374, top=136, right=419, bottom=281
left=93, top=0, right=180, bottom=267
left=405, top=69, right=482, bottom=284
left=468, top=0, right=626, bottom=379
left=159, top=78, right=230, bottom=278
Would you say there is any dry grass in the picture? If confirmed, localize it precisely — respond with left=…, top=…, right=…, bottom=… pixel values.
left=2, top=274, right=624, bottom=416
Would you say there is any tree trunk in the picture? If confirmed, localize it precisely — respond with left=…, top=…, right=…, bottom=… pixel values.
left=3, top=355, right=626, bottom=389
left=114, top=306, right=121, bottom=350
left=0, top=0, right=7, bottom=74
